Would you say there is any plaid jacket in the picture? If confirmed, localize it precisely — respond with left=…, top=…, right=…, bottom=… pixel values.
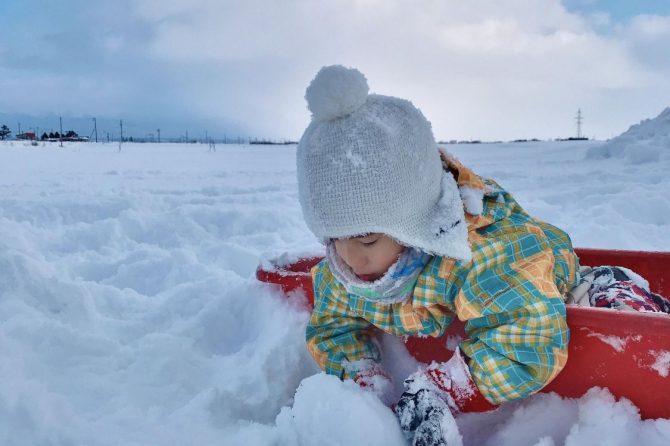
left=306, top=156, right=580, bottom=405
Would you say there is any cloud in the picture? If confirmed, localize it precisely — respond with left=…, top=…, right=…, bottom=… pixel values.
left=126, top=0, right=670, bottom=139
left=622, top=15, right=670, bottom=69
left=1, top=0, right=669, bottom=140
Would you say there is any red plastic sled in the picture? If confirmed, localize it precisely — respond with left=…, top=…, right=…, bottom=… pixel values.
left=257, top=248, right=670, bottom=419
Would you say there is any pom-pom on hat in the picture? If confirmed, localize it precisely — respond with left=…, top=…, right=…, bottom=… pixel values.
left=305, top=64, right=369, bottom=122
left=297, top=65, right=471, bottom=261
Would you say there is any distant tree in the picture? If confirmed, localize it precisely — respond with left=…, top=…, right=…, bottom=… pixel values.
left=41, top=132, right=49, bottom=140
left=49, top=132, right=55, bottom=139
left=54, top=132, right=61, bottom=139
left=0, top=125, right=11, bottom=140
left=65, top=130, right=78, bottom=138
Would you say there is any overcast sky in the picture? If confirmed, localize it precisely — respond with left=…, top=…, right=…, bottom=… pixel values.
left=1, top=0, right=669, bottom=141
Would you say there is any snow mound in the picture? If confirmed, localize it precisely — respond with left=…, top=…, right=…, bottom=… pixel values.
left=587, top=107, right=670, bottom=164
left=305, top=65, right=369, bottom=122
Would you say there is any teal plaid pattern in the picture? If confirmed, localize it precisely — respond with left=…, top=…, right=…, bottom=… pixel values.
left=306, top=176, right=579, bottom=404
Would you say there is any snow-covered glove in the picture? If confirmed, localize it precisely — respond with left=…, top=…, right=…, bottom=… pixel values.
left=351, top=361, right=394, bottom=406
left=395, top=384, right=461, bottom=446
left=394, top=349, right=495, bottom=445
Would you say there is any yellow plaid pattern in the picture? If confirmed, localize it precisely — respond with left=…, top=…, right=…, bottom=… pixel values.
left=306, top=160, right=579, bottom=404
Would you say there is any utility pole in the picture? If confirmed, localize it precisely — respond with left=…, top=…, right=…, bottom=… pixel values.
left=93, top=117, right=98, bottom=143
left=119, top=120, right=123, bottom=151
left=157, top=128, right=161, bottom=143
left=59, top=116, right=63, bottom=147
left=185, top=130, right=189, bottom=143
left=575, top=109, right=583, bottom=139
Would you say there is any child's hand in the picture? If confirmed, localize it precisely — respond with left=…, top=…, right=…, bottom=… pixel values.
left=395, top=385, right=461, bottom=446
left=401, top=349, right=497, bottom=413
left=395, top=350, right=492, bottom=446
left=353, top=364, right=394, bottom=406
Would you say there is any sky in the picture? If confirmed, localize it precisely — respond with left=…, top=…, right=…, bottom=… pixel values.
left=1, top=0, right=669, bottom=141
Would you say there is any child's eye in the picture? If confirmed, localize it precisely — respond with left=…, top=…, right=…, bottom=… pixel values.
left=361, top=239, right=378, bottom=246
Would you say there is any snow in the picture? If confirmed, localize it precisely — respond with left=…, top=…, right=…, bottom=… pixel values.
left=586, top=107, right=670, bottom=164
left=616, top=266, right=650, bottom=291
left=259, top=249, right=323, bottom=270
left=650, top=351, right=670, bottom=378
left=459, top=185, right=485, bottom=215
left=446, top=334, right=465, bottom=351
left=582, top=330, right=642, bottom=353
left=0, top=139, right=669, bottom=445
left=345, top=148, right=367, bottom=168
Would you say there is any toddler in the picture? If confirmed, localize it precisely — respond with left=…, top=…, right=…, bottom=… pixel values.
left=296, top=65, right=579, bottom=446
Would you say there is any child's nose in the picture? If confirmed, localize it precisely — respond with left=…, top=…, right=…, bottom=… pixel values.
left=342, top=247, right=367, bottom=271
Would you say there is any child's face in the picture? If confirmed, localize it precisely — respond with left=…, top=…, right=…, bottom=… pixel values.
left=334, top=233, right=405, bottom=282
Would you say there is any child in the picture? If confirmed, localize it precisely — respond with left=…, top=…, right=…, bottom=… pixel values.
left=296, top=65, right=579, bottom=446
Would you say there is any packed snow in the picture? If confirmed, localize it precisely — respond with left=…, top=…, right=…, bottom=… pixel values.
left=1, top=139, right=669, bottom=446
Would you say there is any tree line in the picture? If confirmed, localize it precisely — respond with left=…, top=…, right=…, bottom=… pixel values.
left=39, top=130, right=81, bottom=140
left=0, top=124, right=82, bottom=141
left=0, top=125, right=10, bottom=140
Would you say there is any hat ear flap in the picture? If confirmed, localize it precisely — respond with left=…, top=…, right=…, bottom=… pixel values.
left=427, top=171, right=472, bottom=261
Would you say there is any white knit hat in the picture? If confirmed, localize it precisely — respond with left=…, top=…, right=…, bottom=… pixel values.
left=297, top=65, right=471, bottom=261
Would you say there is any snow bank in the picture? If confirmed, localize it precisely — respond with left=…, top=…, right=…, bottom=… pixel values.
left=0, top=141, right=668, bottom=445
left=0, top=143, right=320, bottom=445
left=586, top=107, right=670, bottom=164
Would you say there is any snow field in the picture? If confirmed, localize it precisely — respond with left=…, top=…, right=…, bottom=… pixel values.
left=0, top=140, right=669, bottom=445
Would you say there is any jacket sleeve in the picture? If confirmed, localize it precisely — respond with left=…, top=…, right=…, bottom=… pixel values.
left=305, top=262, right=382, bottom=380
left=455, top=246, right=570, bottom=405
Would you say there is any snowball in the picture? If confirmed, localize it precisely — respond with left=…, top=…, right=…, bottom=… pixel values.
left=275, top=374, right=405, bottom=446
left=305, top=65, right=369, bottom=122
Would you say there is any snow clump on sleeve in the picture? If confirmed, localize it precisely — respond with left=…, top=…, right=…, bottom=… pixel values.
left=305, top=65, right=369, bottom=122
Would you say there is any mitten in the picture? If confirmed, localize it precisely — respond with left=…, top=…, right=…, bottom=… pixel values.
left=395, top=383, right=460, bottom=446
left=395, top=349, right=495, bottom=445
left=351, top=361, right=394, bottom=406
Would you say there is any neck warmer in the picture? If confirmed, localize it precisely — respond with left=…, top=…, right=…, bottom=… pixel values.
left=325, top=242, right=432, bottom=304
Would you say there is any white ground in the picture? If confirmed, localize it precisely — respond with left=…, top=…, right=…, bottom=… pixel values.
left=0, top=139, right=669, bottom=446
